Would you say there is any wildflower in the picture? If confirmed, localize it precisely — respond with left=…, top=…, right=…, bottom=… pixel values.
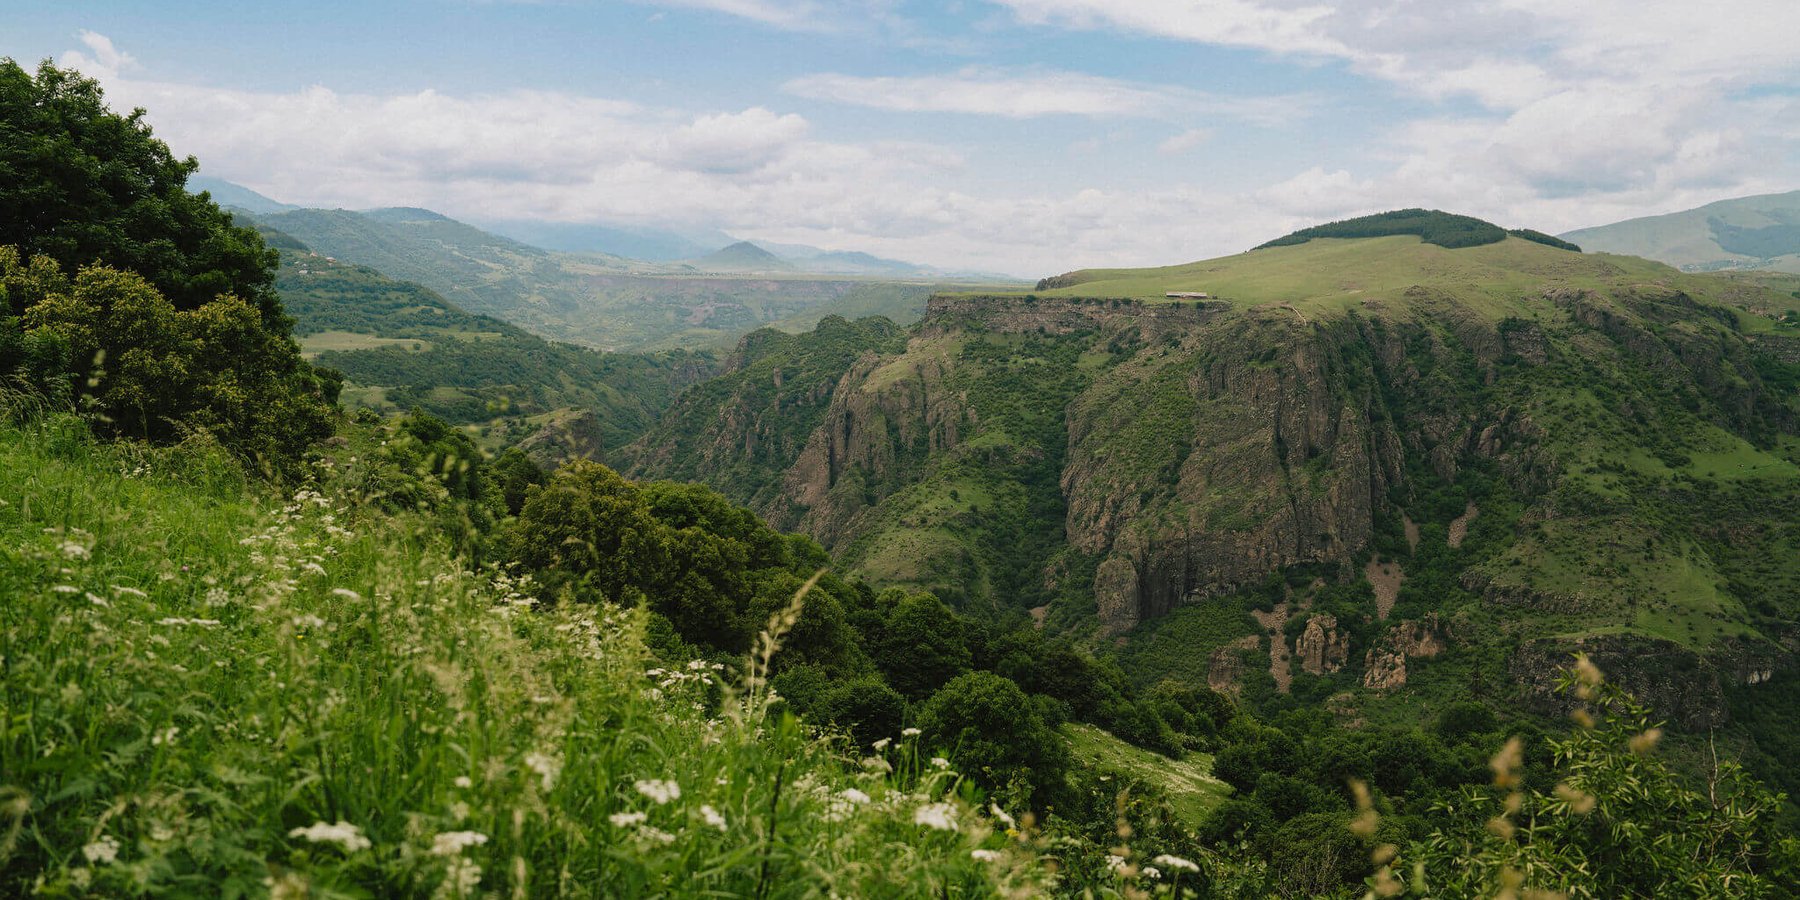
left=971, top=849, right=1002, bottom=862
left=151, top=726, right=180, bottom=747
left=989, top=804, right=1016, bottom=829
left=639, top=826, right=676, bottom=845
left=430, top=831, right=488, bottom=856
left=839, top=788, right=871, bottom=805
left=454, top=776, right=474, bottom=789
left=112, top=585, right=147, bottom=598
left=82, top=835, right=121, bottom=864
left=608, top=811, right=647, bottom=828
left=930, top=757, right=950, bottom=769
left=330, top=588, right=362, bottom=601
left=524, top=752, right=562, bottom=791
left=871, top=737, right=892, bottom=752
left=635, top=779, right=681, bottom=804
left=698, top=805, right=727, bottom=832
left=902, top=727, right=921, bottom=737
left=1629, top=728, right=1664, bottom=755
left=157, top=617, right=221, bottom=627
left=913, top=802, right=958, bottom=832
left=1153, top=854, right=1200, bottom=873
left=51, top=585, right=80, bottom=595
left=1555, top=782, right=1597, bottom=814
left=59, top=541, right=90, bottom=560
left=1143, top=865, right=1161, bottom=880
left=288, top=820, right=372, bottom=852
left=301, top=562, right=327, bottom=577
left=440, top=858, right=482, bottom=898
left=1105, top=853, right=1129, bottom=874
left=292, top=614, right=326, bottom=629
left=265, top=872, right=310, bottom=900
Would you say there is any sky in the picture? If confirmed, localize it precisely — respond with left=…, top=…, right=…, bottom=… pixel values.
left=4, top=1, right=1799, bottom=276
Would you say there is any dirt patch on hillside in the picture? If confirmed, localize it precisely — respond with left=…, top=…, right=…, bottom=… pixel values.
left=1366, top=559, right=1404, bottom=620
left=1029, top=606, right=1048, bottom=629
left=1250, top=602, right=1293, bottom=693
left=1448, top=501, right=1479, bottom=548
left=1403, top=514, right=1420, bottom=552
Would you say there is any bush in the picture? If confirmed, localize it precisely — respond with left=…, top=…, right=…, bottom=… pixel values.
left=916, top=671, right=1067, bottom=804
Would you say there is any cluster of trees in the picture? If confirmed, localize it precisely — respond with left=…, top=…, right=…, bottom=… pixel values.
left=1256, top=208, right=1565, bottom=251
left=0, top=60, right=335, bottom=472
left=503, top=457, right=1215, bottom=813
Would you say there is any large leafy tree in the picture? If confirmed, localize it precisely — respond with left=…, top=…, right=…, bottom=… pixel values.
left=0, top=59, right=283, bottom=327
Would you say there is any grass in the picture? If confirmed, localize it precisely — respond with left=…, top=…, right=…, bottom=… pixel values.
left=1003, top=235, right=1776, bottom=326
left=0, top=416, right=1042, bottom=897
left=1060, top=724, right=1230, bottom=830
left=299, top=330, right=435, bottom=356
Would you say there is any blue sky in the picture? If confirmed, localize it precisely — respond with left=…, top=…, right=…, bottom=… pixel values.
left=4, top=0, right=1798, bottom=275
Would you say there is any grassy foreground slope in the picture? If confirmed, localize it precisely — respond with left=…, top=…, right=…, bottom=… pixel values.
left=0, top=417, right=1037, bottom=897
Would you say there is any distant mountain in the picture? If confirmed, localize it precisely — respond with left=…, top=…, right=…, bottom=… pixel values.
left=1561, top=190, right=1800, bottom=273
left=189, top=175, right=297, bottom=214
left=695, top=240, right=794, bottom=273
left=234, top=206, right=980, bottom=350
left=475, top=219, right=732, bottom=261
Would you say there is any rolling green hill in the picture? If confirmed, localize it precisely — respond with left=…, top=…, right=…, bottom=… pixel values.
left=239, top=207, right=1002, bottom=351
left=270, top=243, right=715, bottom=456
left=1562, top=191, right=1800, bottom=273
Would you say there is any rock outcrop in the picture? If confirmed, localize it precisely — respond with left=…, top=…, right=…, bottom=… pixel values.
left=1297, top=613, right=1351, bottom=675
left=1508, top=634, right=1787, bottom=729
left=1362, top=614, right=1449, bottom=690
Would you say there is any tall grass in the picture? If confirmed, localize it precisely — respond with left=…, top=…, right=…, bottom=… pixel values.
left=0, top=418, right=1043, bottom=897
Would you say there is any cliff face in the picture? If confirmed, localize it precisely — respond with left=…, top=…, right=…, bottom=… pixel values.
left=631, top=243, right=1800, bottom=729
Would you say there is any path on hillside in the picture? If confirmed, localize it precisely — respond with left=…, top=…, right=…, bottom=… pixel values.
left=1250, top=601, right=1292, bottom=693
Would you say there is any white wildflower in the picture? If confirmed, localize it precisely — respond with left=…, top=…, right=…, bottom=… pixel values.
left=59, top=541, right=90, bottom=560
left=429, top=831, right=488, bottom=856
left=86, top=593, right=107, bottom=606
left=301, top=562, right=327, bottom=577
left=638, top=826, right=676, bottom=845
left=634, top=779, right=680, bottom=805
left=839, top=788, right=871, bottom=805
left=524, top=752, right=562, bottom=791
left=1143, top=865, right=1161, bottom=880
left=454, top=776, right=473, bottom=789
left=971, top=849, right=1002, bottom=862
left=698, top=804, right=727, bottom=832
left=51, top=585, right=80, bottom=595
left=902, top=727, right=921, bottom=737
left=330, top=588, right=361, bottom=601
left=111, top=585, right=147, bottom=598
left=608, top=811, right=647, bottom=828
left=157, top=617, right=221, bottom=627
left=1153, top=854, right=1200, bottom=873
left=151, top=726, right=180, bottom=747
left=439, top=857, right=482, bottom=898
left=288, top=820, right=372, bottom=853
left=81, top=835, right=121, bottom=864
left=871, top=737, right=892, bottom=752
left=990, top=804, right=1017, bottom=829
left=930, top=757, right=950, bottom=770
left=292, top=614, right=326, bottom=629
left=1106, top=853, right=1129, bottom=874
left=913, top=802, right=958, bottom=832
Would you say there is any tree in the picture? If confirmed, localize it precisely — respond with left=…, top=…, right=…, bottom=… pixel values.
left=0, top=60, right=282, bottom=326
left=872, top=592, right=972, bottom=698
left=916, top=671, right=1067, bottom=803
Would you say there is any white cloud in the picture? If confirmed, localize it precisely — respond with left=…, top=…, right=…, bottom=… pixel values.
left=784, top=68, right=1307, bottom=124
left=59, top=30, right=136, bottom=78
left=633, top=0, right=831, bottom=30
left=1156, top=128, right=1212, bottom=156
